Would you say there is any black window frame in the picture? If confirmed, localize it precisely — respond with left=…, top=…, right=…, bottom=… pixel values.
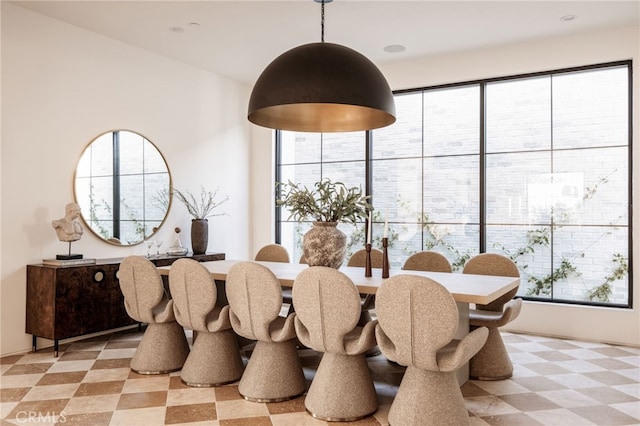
left=275, top=60, right=633, bottom=308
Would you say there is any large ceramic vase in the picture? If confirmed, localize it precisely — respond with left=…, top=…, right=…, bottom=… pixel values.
left=303, top=222, right=347, bottom=269
left=191, top=219, right=208, bottom=255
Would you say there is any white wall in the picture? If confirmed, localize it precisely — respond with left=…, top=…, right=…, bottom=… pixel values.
left=249, top=125, right=276, bottom=249
left=1, top=3, right=258, bottom=355
left=379, top=26, right=640, bottom=346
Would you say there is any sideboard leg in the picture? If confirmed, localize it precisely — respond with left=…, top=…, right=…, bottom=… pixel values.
left=54, top=339, right=59, bottom=357
left=32, top=335, right=37, bottom=353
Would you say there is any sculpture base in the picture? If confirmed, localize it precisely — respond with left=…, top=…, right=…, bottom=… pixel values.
left=56, top=254, right=83, bottom=260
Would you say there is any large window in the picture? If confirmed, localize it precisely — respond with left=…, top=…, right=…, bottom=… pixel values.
left=277, top=131, right=367, bottom=263
left=276, top=61, right=632, bottom=307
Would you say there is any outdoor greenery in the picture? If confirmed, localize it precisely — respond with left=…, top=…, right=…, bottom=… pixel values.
left=414, top=174, right=628, bottom=303
left=87, top=188, right=146, bottom=244
left=279, top=174, right=628, bottom=303
left=88, top=189, right=111, bottom=240
left=345, top=209, right=400, bottom=259
left=587, top=253, right=628, bottom=302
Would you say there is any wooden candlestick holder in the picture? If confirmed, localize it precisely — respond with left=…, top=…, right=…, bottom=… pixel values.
left=364, top=243, right=372, bottom=277
left=382, top=237, right=389, bottom=278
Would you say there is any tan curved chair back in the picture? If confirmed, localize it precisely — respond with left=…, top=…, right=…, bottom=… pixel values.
left=347, top=248, right=384, bottom=268
left=119, top=256, right=167, bottom=324
left=402, top=251, right=452, bottom=273
left=375, top=274, right=458, bottom=371
left=226, top=261, right=284, bottom=341
left=169, top=258, right=218, bottom=332
left=255, top=244, right=290, bottom=263
left=463, top=253, right=520, bottom=311
left=292, top=266, right=362, bottom=354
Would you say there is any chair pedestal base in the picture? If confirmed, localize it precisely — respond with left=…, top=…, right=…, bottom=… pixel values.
left=238, top=339, right=305, bottom=402
left=305, top=352, right=378, bottom=422
left=131, top=321, right=189, bottom=374
left=181, top=329, right=244, bottom=387
left=469, top=327, right=513, bottom=380
left=389, top=366, right=468, bottom=426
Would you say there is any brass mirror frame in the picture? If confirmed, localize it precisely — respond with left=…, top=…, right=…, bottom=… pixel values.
left=73, top=129, right=172, bottom=246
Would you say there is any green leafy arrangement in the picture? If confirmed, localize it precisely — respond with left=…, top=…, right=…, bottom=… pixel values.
left=275, top=178, right=372, bottom=224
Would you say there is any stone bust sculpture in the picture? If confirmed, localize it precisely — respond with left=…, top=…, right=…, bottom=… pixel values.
left=52, top=202, right=84, bottom=242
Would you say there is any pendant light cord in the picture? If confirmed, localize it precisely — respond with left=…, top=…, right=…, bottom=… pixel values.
left=321, top=1, right=325, bottom=42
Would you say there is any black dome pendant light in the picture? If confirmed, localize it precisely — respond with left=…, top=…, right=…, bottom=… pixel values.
left=248, top=0, right=396, bottom=133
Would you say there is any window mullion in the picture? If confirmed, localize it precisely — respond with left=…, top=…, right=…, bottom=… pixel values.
left=480, top=83, right=486, bottom=253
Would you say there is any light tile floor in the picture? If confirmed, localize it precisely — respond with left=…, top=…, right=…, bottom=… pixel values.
left=1, top=329, right=638, bottom=425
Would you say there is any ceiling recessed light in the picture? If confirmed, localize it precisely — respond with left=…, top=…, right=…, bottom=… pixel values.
left=384, top=44, right=406, bottom=53
left=169, top=26, right=185, bottom=33
left=560, top=15, right=576, bottom=22
left=188, top=22, right=200, bottom=29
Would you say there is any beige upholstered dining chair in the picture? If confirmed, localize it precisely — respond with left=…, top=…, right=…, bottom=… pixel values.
left=402, top=250, right=452, bottom=273
left=347, top=248, right=384, bottom=268
left=347, top=248, right=384, bottom=330
left=293, top=266, right=378, bottom=421
left=168, top=259, right=243, bottom=387
left=375, top=274, right=489, bottom=426
left=463, top=253, right=522, bottom=380
left=225, top=261, right=306, bottom=402
left=254, top=243, right=293, bottom=311
left=254, top=243, right=290, bottom=263
left=348, top=248, right=384, bottom=302
left=118, top=256, right=189, bottom=374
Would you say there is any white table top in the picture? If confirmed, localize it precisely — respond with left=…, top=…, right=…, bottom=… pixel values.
left=158, top=259, right=520, bottom=306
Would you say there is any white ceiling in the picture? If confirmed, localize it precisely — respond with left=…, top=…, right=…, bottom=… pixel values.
left=12, top=0, right=640, bottom=84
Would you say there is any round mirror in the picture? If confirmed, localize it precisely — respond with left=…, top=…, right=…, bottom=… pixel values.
left=74, top=130, right=171, bottom=245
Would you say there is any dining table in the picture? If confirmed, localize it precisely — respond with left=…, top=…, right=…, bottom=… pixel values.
left=158, top=259, right=519, bottom=304
left=157, top=258, right=520, bottom=384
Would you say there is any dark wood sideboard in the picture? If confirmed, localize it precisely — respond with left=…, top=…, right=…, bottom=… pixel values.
left=26, top=253, right=225, bottom=356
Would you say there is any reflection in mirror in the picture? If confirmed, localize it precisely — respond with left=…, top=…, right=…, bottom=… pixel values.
left=74, top=130, right=171, bottom=245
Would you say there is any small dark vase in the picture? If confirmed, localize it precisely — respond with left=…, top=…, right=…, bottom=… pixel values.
left=303, top=222, right=347, bottom=269
left=190, top=219, right=208, bottom=255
